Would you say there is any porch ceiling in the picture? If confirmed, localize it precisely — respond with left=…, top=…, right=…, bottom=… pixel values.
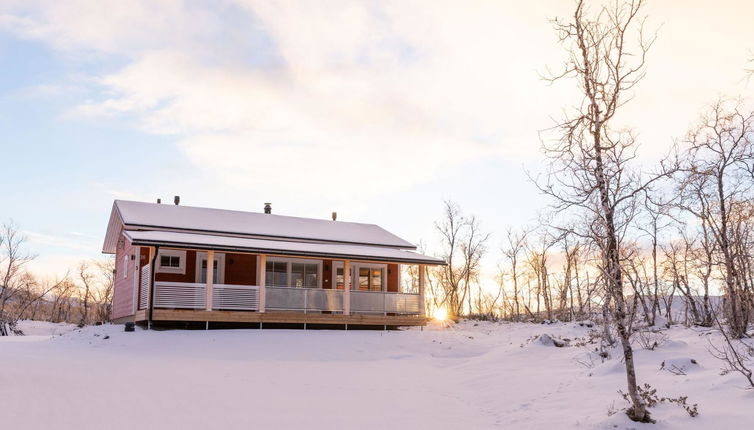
left=124, top=230, right=445, bottom=265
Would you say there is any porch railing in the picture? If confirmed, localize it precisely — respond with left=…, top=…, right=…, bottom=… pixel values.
left=351, top=291, right=421, bottom=315
left=266, top=286, right=344, bottom=312
left=139, top=264, right=150, bottom=310
left=151, top=282, right=419, bottom=315
left=212, top=284, right=259, bottom=311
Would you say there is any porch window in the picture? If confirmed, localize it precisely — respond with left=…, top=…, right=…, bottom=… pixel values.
left=358, top=268, right=383, bottom=292
left=292, top=263, right=318, bottom=288
left=333, top=262, right=385, bottom=291
left=265, top=258, right=321, bottom=288
left=266, top=260, right=288, bottom=287
left=156, top=250, right=186, bottom=274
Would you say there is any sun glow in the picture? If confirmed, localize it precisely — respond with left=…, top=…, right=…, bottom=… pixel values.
left=433, top=307, right=448, bottom=321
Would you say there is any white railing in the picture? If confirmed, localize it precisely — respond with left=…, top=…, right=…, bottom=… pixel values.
left=139, top=264, right=150, bottom=310
left=384, top=292, right=421, bottom=314
left=150, top=282, right=419, bottom=315
left=351, top=291, right=421, bottom=315
left=154, top=282, right=206, bottom=309
left=266, top=286, right=344, bottom=312
left=212, top=284, right=259, bottom=311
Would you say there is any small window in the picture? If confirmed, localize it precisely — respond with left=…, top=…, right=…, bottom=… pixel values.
left=123, top=255, right=128, bottom=279
left=160, top=255, right=181, bottom=268
left=156, top=250, right=186, bottom=274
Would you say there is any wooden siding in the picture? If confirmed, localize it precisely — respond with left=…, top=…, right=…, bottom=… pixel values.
left=387, top=263, right=399, bottom=293
left=322, top=259, right=333, bottom=289
left=224, top=253, right=257, bottom=285
left=112, top=230, right=136, bottom=320
left=155, top=250, right=197, bottom=283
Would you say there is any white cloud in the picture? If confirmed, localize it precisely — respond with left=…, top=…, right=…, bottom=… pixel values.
left=2, top=0, right=753, bottom=213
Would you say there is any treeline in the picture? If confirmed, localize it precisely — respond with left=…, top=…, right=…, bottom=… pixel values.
left=426, top=99, right=754, bottom=336
left=0, top=223, right=113, bottom=335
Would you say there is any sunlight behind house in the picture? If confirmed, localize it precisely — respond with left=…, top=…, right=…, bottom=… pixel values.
left=433, top=307, right=448, bottom=322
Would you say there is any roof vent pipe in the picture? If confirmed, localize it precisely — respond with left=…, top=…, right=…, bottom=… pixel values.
left=332, top=211, right=337, bottom=221
left=264, top=203, right=272, bottom=214
left=174, top=196, right=180, bottom=205
left=157, top=198, right=161, bottom=204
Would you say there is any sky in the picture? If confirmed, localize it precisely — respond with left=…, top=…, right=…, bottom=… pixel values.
left=0, top=0, right=752, bottom=281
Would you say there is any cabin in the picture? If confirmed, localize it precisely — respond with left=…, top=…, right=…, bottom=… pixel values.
left=103, top=199, right=444, bottom=329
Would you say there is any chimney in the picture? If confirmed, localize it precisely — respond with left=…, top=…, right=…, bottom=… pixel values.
left=332, top=211, right=337, bottom=221
left=157, top=198, right=161, bottom=204
left=264, top=203, right=272, bottom=214
left=174, top=195, right=180, bottom=205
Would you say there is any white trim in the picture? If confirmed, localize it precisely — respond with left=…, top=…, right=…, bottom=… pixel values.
left=195, top=252, right=226, bottom=284
left=156, top=249, right=187, bottom=274
left=266, top=256, right=322, bottom=288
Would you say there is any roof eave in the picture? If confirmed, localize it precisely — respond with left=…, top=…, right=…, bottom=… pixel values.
left=127, top=237, right=445, bottom=266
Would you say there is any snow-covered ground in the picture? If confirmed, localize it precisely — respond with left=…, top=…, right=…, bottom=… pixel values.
left=2, top=320, right=752, bottom=429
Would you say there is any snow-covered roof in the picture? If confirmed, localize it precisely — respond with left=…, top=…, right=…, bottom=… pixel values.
left=103, top=200, right=426, bottom=256
left=124, top=230, right=444, bottom=265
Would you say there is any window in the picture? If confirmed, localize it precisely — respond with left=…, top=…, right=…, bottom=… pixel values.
left=156, top=250, right=186, bottom=274
left=123, top=255, right=128, bottom=279
left=333, top=262, right=385, bottom=291
left=265, top=258, right=321, bottom=288
left=265, top=260, right=288, bottom=287
left=358, top=267, right=383, bottom=291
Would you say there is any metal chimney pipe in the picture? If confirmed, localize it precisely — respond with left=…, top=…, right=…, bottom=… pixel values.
left=157, top=198, right=161, bottom=204
left=332, top=211, right=337, bottom=221
left=264, top=203, right=271, bottom=214
left=174, top=196, right=180, bottom=205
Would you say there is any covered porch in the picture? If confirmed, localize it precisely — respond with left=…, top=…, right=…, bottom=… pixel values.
left=128, top=231, right=433, bottom=327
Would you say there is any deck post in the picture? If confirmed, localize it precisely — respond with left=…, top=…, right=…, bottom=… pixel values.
left=343, top=260, right=351, bottom=316
left=418, top=264, right=426, bottom=317
left=258, top=254, right=266, bottom=313
left=206, top=250, right=214, bottom=311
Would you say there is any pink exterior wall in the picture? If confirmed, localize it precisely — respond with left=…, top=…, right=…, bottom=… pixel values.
left=112, top=228, right=137, bottom=320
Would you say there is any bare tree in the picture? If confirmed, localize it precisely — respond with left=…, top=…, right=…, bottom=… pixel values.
left=674, top=100, right=754, bottom=338
left=540, top=0, right=659, bottom=421
left=433, top=200, right=489, bottom=318
left=0, top=222, right=37, bottom=335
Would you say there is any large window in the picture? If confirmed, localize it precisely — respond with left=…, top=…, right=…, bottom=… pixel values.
left=266, top=258, right=320, bottom=288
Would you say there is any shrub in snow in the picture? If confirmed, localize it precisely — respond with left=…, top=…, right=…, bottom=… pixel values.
left=660, top=358, right=700, bottom=375
left=633, top=329, right=668, bottom=351
left=619, top=383, right=699, bottom=419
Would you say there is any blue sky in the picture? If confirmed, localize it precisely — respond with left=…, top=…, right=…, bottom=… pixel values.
left=1, top=0, right=752, bottom=280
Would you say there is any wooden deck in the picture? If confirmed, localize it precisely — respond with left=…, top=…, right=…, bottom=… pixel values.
left=134, top=309, right=427, bottom=326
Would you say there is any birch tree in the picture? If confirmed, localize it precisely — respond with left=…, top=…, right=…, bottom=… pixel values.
left=540, top=0, right=658, bottom=421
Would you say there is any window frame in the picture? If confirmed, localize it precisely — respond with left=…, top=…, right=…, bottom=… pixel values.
left=156, top=249, right=187, bottom=274
left=265, top=257, right=322, bottom=289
